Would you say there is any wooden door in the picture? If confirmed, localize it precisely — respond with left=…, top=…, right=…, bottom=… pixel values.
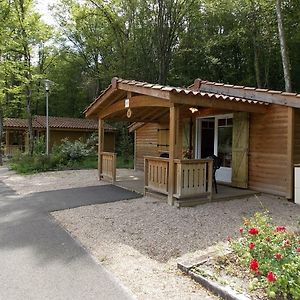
left=231, top=112, right=249, bottom=188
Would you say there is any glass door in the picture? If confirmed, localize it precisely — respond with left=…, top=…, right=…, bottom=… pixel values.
left=214, top=116, right=233, bottom=183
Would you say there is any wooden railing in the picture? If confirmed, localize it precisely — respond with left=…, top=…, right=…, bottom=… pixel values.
left=174, top=159, right=213, bottom=200
left=4, top=145, right=23, bottom=157
left=100, top=152, right=116, bottom=183
left=144, top=156, right=169, bottom=195
left=144, top=156, right=213, bottom=200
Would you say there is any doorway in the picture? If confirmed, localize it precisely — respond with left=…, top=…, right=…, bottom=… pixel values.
left=196, top=114, right=233, bottom=183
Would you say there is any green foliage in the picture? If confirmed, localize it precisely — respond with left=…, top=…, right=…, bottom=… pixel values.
left=116, top=155, right=133, bottom=169
left=10, top=138, right=97, bottom=174
left=231, top=212, right=300, bottom=299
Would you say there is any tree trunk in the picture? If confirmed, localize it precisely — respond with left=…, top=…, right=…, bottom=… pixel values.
left=276, top=0, right=292, bottom=92
left=253, top=36, right=261, bottom=88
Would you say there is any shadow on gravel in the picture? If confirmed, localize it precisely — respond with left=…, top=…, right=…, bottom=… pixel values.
left=0, top=183, right=141, bottom=265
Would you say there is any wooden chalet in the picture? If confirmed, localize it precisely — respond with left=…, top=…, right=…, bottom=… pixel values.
left=85, top=77, right=300, bottom=205
left=3, top=116, right=116, bottom=156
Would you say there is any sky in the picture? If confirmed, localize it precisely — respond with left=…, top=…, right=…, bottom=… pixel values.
left=35, top=0, right=58, bottom=26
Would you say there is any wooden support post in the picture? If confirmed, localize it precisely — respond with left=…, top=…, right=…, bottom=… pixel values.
left=98, top=119, right=104, bottom=180
left=168, top=105, right=180, bottom=205
left=287, top=107, right=294, bottom=200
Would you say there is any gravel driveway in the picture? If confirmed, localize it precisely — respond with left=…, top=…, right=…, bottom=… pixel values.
left=52, top=193, right=300, bottom=300
left=3, top=167, right=300, bottom=299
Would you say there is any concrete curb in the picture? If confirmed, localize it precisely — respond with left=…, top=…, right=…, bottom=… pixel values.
left=178, top=261, right=251, bottom=300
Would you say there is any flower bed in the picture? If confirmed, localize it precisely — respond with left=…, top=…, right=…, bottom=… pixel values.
left=191, top=212, right=300, bottom=300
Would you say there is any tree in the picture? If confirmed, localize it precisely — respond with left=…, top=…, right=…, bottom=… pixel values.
left=1, top=0, right=52, bottom=155
left=276, top=0, right=292, bottom=92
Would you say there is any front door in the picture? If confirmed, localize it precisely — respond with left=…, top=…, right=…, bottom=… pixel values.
left=196, top=115, right=233, bottom=183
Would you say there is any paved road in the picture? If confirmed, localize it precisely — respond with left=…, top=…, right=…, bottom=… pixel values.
left=0, top=179, right=141, bottom=300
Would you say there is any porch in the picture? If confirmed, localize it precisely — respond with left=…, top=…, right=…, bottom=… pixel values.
left=114, top=168, right=257, bottom=207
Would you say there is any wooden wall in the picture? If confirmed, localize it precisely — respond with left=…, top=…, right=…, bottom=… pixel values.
left=293, top=108, right=300, bottom=164
left=248, top=105, right=289, bottom=197
left=135, top=123, right=159, bottom=170
left=50, top=130, right=115, bottom=152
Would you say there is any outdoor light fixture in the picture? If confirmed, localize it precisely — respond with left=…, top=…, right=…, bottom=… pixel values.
left=189, top=107, right=198, bottom=113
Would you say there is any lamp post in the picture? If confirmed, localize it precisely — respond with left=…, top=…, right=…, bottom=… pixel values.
left=44, top=79, right=50, bottom=155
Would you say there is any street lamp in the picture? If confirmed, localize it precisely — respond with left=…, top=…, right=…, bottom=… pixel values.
left=44, top=79, right=51, bottom=155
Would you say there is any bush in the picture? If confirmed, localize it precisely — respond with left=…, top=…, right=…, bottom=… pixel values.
left=10, top=138, right=97, bottom=174
left=231, top=212, right=300, bottom=299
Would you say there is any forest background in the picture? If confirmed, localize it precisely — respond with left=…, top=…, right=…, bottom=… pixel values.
left=0, top=0, right=299, bottom=159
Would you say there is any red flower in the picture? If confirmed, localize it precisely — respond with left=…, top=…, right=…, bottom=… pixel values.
left=267, top=271, right=276, bottom=282
left=249, top=242, right=255, bottom=250
left=274, top=253, right=283, bottom=260
left=239, top=228, right=244, bottom=234
left=250, top=259, right=259, bottom=272
left=297, top=248, right=300, bottom=253
left=283, top=239, right=290, bottom=247
left=249, top=228, right=259, bottom=235
left=227, top=236, right=232, bottom=242
left=276, top=226, right=286, bottom=232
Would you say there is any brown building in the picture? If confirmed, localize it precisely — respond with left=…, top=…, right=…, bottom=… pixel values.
left=85, top=77, right=300, bottom=205
left=3, top=115, right=116, bottom=156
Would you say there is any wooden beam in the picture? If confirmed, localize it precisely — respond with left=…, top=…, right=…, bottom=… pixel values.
left=168, top=105, right=180, bottom=205
left=117, top=82, right=170, bottom=100
left=86, top=87, right=119, bottom=118
left=5, top=129, right=9, bottom=146
left=170, top=93, right=268, bottom=114
left=200, top=83, right=300, bottom=108
left=98, top=95, right=171, bottom=119
left=98, top=119, right=104, bottom=180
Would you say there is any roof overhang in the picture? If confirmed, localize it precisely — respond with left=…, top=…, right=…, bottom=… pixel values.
left=85, top=78, right=269, bottom=122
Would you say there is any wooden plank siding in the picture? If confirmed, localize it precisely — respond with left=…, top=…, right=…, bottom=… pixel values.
left=135, top=123, right=160, bottom=170
left=248, top=105, right=289, bottom=197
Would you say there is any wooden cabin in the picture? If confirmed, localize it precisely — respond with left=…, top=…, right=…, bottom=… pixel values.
left=84, top=77, right=300, bottom=205
left=3, top=115, right=116, bottom=156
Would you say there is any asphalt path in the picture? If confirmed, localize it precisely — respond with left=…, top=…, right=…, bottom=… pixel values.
left=0, top=179, right=141, bottom=300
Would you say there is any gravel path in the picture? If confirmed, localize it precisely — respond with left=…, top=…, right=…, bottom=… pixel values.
left=52, top=194, right=300, bottom=299
left=0, top=168, right=107, bottom=195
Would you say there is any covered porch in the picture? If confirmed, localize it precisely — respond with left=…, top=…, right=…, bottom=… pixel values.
left=114, top=168, right=257, bottom=207
left=85, top=77, right=267, bottom=206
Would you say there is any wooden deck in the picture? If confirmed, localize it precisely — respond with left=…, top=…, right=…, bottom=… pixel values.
left=115, top=169, right=258, bottom=206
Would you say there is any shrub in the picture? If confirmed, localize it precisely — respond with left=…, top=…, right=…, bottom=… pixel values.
left=58, top=138, right=91, bottom=161
left=231, top=212, right=300, bottom=299
left=10, top=138, right=96, bottom=174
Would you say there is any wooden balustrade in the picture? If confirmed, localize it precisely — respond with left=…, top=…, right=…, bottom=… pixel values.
left=144, top=156, right=213, bottom=201
left=174, top=159, right=213, bottom=200
left=4, top=145, right=23, bottom=157
left=144, top=156, right=169, bottom=195
left=100, top=152, right=116, bottom=183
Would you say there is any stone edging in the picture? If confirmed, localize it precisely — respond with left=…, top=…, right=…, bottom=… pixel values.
left=177, top=260, right=251, bottom=300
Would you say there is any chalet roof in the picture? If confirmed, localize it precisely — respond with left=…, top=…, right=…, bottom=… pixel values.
left=193, top=79, right=300, bottom=107
left=4, top=116, right=116, bottom=132
left=84, top=78, right=270, bottom=117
